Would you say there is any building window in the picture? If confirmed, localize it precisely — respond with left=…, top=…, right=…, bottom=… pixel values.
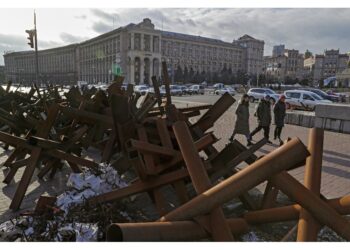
left=134, top=33, right=141, bottom=50
left=144, top=34, right=150, bottom=51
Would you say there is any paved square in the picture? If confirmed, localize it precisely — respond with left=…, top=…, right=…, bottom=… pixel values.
left=1, top=99, right=349, bottom=223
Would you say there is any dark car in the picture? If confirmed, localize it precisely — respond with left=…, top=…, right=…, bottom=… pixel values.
left=299, top=88, right=339, bottom=102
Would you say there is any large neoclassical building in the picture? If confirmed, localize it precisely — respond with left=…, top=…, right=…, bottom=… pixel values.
left=4, top=18, right=264, bottom=85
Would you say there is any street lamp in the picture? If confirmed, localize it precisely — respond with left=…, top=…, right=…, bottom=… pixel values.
left=167, top=58, right=175, bottom=85
left=25, top=11, right=39, bottom=86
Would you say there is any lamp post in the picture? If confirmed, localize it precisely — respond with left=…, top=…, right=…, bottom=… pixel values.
left=25, top=10, right=39, bottom=86
left=34, top=11, right=39, bottom=86
left=167, top=58, right=174, bottom=85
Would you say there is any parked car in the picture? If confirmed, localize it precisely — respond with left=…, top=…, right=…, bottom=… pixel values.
left=169, top=85, right=183, bottom=96
left=247, top=88, right=280, bottom=104
left=326, top=90, right=348, bottom=103
left=157, top=85, right=168, bottom=97
left=284, top=90, right=332, bottom=111
left=188, top=84, right=205, bottom=95
left=121, top=83, right=129, bottom=91
left=134, top=85, right=149, bottom=95
left=299, top=88, right=339, bottom=102
left=213, top=83, right=225, bottom=90
left=214, top=87, right=236, bottom=96
left=179, top=85, right=190, bottom=95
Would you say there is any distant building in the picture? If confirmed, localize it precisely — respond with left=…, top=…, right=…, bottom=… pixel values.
left=272, top=44, right=285, bottom=57
left=232, top=34, right=265, bottom=76
left=0, top=65, right=5, bottom=83
left=264, top=48, right=304, bottom=83
left=336, top=68, right=350, bottom=87
left=4, top=18, right=265, bottom=85
left=304, top=49, right=349, bottom=85
left=4, top=44, right=78, bottom=84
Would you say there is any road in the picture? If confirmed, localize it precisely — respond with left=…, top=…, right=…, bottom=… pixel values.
left=173, top=93, right=237, bottom=105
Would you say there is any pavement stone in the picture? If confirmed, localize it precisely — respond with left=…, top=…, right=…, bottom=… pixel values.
left=1, top=96, right=349, bottom=224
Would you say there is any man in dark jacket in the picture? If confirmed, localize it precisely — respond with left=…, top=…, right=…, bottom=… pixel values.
left=249, top=95, right=272, bottom=143
left=273, top=95, right=286, bottom=146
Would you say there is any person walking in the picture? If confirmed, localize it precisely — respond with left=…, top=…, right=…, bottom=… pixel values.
left=229, top=94, right=252, bottom=146
left=249, top=95, right=272, bottom=143
left=273, top=95, right=286, bottom=146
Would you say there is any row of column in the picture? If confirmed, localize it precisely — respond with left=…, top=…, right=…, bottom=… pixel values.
left=129, top=57, right=161, bottom=85
left=130, top=33, right=159, bottom=52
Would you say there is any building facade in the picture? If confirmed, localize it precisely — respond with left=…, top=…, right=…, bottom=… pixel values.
left=232, top=34, right=265, bottom=76
left=4, top=44, right=78, bottom=84
left=264, top=48, right=304, bottom=82
left=304, top=49, right=350, bottom=85
left=0, top=65, right=5, bottom=82
left=272, top=44, right=285, bottom=57
left=4, top=18, right=264, bottom=85
left=161, top=31, right=247, bottom=82
left=79, top=19, right=162, bottom=85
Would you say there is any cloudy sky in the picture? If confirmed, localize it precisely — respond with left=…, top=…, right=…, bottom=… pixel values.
left=1, top=8, right=350, bottom=65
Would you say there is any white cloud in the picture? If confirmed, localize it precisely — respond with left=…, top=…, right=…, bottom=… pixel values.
left=1, top=8, right=350, bottom=65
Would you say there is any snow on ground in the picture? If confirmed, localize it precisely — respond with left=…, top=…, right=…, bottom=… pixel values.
left=0, top=163, right=128, bottom=242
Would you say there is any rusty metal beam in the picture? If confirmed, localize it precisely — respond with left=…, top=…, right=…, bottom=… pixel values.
left=60, top=105, right=113, bottom=126
left=161, top=61, right=172, bottom=106
left=45, top=149, right=98, bottom=169
left=191, top=93, right=235, bottom=132
left=271, top=171, right=350, bottom=240
left=209, top=138, right=266, bottom=182
left=136, top=126, right=169, bottom=215
left=127, top=139, right=178, bottom=158
left=244, top=195, right=350, bottom=224
left=156, top=118, right=189, bottom=204
left=151, top=76, right=163, bottom=111
left=172, top=121, right=233, bottom=241
left=297, top=128, right=324, bottom=241
left=88, top=168, right=190, bottom=206
left=159, top=138, right=309, bottom=222
left=101, top=130, right=117, bottom=163
left=106, top=218, right=249, bottom=241
left=10, top=104, right=59, bottom=210
left=260, top=181, right=279, bottom=209
left=155, top=133, right=217, bottom=173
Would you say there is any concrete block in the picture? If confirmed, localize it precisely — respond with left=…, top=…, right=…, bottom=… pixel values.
left=327, top=119, right=342, bottom=132
left=301, top=115, right=315, bottom=128
left=315, top=104, right=350, bottom=120
left=315, top=117, right=324, bottom=128
left=343, top=121, right=350, bottom=134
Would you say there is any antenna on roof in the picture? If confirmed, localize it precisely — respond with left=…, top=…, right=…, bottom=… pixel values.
left=162, top=16, right=163, bottom=31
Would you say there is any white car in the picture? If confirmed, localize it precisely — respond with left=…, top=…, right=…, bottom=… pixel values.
left=284, top=90, right=332, bottom=110
left=215, top=87, right=236, bottom=96
left=213, top=83, right=225, bottom=90
left=134, top=85, right=149, bottom=95
left=188, top=84, right=205, bottom=95
left=247, top=88, right=280, bottom=104
left=169, top=85, right=183, bottom=96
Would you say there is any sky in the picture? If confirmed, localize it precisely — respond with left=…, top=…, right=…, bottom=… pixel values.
left=1, top=8, right=350, bottom=65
